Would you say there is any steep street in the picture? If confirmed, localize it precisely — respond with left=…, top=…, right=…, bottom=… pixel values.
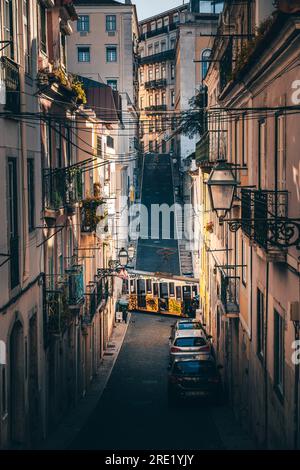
left=70, top=313, right=254, bottom=450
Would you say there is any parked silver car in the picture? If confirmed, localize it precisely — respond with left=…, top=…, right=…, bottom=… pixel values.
left=169, top=329, right=213, bottom=363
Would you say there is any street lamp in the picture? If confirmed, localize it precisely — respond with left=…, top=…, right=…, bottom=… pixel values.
left=207, top=160, right=239, bottom=220
left=127, top=244, right=135, bottom=261
left=118, top=247, right=129, bottom=267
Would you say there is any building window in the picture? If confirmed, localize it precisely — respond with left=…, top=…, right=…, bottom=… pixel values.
left=171, top=63, right=175, bottom=79
left=4, top=0, right=15, bottom=59
left=107, top=136, right=114, bottom=149
left=24, top=0, right=31, bottom=73
left=155, top=66, right=160, bottom=80
left=147, top=44, right=153, bottom=56
left=257, top=288, right=265, bottom=360
left=27, top=158, right=35, bottom=232
left=155, top=94, right=159, bottom=106
left=151, top=21, right=156, bottom=31
left=162, top=92, right=166, bottom=105
left=106, top=46, right=117, bottom=62
left=8, top=158, right=19, bottom=289
left=40, top=3, right=47, bottom=54
left=78, top=46, right=90, bottom=62
left=162, top=140, right=167, bottom=153
left=140, top=97, right=144, bottom=109
left=149, top=95, right=153, bottom=107
left=140, top=69, right=144, bottom=83
left=164, top=16, right=169, bottom=27
left=161, top=41, right=166, bottom=52
left=142, top=24, right=147, bottom=34
left=154, top=42, right=159, bottom=54
left=148, top=67, right=153, bottom=81
left=171, top=90, right=175, bottom=106
left=274, top=310, right=284, bottom=397
left=106, top=15, right=116, bottom=32
left=276, top=114, right=286, bottom=190
left=170, top=37, right=176, bottom=49
left=202, top=48, right=211, bottom=79
left=77, top=15, right=90, bottom=32
left=258, top=120, right=266, bottom=189
left=162, top=64, right=166, bottom=79
left=107, top=79, right=118, bottom=91
left=173, top=13, right=179, bottom=23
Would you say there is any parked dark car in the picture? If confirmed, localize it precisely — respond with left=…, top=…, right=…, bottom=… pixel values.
left=168, top=357, right=223, bottom=405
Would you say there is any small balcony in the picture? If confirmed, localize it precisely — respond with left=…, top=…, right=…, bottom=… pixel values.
left=144, top=78, right=167, bottom=90
left=139, top=49, right=176, bottom=65
left=43, top=167, right=83, bottom=214
left=241, top=189, right=289, bottom=260
left=0, top=56, right=20, bottom=113
left=145, top=104, right=167, bottom=112
left=45, top=286, right=71, bottom=335
left=220, top=272, right=240, bottom=317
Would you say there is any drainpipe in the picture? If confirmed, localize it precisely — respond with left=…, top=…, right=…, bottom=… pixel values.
left=264, top=261, right=270, bottom=448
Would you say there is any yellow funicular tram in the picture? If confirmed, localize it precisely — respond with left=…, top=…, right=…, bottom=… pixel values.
left=127, top=271, right=199, bottom=317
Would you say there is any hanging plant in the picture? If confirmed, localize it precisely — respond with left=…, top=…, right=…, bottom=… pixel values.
left=205, top=222, right=214, bottom=234
left=81, top=196, right=105, bottom=232
left=71, top=76, right=87, bottom=105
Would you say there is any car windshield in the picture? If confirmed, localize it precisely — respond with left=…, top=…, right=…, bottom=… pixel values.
left=174, top=337, right=207, bottom=347
left=178, top=323, right=202, bottom=330
left=173, top=361, right=216, bottom=376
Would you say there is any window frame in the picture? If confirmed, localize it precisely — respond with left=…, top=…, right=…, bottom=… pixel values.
left=106, top=15, right=116, bottom=32
left=106, top=46, right=117, bottom=63
left=77, top=46, right=90, bottom=63
left=77, top=15, right=90, bottom=33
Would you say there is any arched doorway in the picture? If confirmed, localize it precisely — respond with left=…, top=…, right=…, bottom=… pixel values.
left=9, top=321, right=25, bottom=445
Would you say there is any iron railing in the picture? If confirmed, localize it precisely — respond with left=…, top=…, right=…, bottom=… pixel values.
left=241, top=189, right=288, bottom=249
left=139, top=49, right=176, bottom=65
left=1, top=56, right=20, bottom=113
left=145, top=104, right=167, bottom=112
left=144, top=78, right=167, bottom=89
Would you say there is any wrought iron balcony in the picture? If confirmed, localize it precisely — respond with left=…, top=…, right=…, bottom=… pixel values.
left=43, top=167, right=83, bottom=212
left=139, top=49, right=176, bottom=65
left=1, top=56, right=20, bottom=113
left=220, top=272, right=240, bottom=316
left=140, top=25, right=169, bottom=41
left=144, top=78, right=167, bottom=89
left=145, top=104, right=167, bottom=112
left=45, top=286, right=71, bottom=335
left=66, top=265, right=84, bottom=306
left=239, top=189, right=291, bottom=251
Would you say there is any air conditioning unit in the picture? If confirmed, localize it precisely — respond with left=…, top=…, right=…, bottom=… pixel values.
left=289, top=302, right=300, bottom=322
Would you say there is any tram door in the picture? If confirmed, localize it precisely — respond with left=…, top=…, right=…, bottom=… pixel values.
left=137, top=279, right=146, bottom=309
left=183, top=286, right=193, bottom=317
left=159, top=283, right=169, bottom=312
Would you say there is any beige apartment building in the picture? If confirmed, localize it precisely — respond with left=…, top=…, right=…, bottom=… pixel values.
left=67, top=0, right=140, bottom=253
left=196, top=0, right=300, bottom=449
left=138, top=4, right=188, bottom=156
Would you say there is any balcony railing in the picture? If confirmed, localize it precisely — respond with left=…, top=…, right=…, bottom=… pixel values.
left=139, top=49, right=176, bottom=65
left=220, top=272, right=240, bottom=315
left=45, top=286, right=71, bottom=335
left=241, top=189, right=289, bottom=250
left=66, top=265, right=84, bottom=306
left=1, top=56, right=20, bottom=113
left=144, top=78, right=167, bottom=89
left=145, top=104, right=167, bottom=112
left=43, top=167, right=83, bottom=211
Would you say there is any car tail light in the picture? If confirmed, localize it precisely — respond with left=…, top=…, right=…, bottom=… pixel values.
left=171, top=346, right=182, bottom=353
left=199, top=345, right=210, bottom=352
